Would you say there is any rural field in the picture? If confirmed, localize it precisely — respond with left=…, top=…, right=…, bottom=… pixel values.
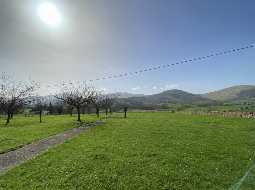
left=0, top=112, right=254, bottom=190
left=0, top=0, right=254, bottom=189
left=0, top=115, right=97, bottom=154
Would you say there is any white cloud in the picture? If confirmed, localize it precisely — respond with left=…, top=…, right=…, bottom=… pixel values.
left=158, top=84, right=179, bottom=91
left=152, top=86, right=157, bottom=90
left=131, top=86, right=141, bottom=91
left=164, top=84, right=179, bottom=90
left=99, top=87, right=107, bottom=93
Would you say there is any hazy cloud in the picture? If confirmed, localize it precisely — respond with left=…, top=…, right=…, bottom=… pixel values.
left=132, top=86, right=141, bottom=91
left=158, top=84, right=179, bottom=91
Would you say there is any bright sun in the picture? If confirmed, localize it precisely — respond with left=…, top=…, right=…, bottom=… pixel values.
left=37, top=2, right=61, bottom=27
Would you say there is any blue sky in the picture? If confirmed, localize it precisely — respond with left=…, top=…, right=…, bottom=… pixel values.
left=0, top=0, right=254, bottom=94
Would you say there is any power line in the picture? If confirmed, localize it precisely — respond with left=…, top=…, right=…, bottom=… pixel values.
left=87, top=44, right=254, bottom=82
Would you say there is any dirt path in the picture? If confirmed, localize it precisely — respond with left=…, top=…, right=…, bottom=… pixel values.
left=0, top=121, right=102, bottom=174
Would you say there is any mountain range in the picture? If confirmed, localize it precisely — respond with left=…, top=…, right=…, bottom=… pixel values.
left=42, top=85, right=255, bottom=109
left=204, top=85, right=255, bottom=101
left=114, top=85, right=255, bottom=109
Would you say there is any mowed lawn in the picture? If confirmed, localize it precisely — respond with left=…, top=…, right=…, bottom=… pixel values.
left=0, top=114, right=97, bottom=153
left=0, top=113, right=255, bottom=189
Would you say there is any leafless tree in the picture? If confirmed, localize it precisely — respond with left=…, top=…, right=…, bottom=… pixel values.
left=55, top=82, right=97, bottom=122
left=124, top=107, right=128, bottom=118
left=0, top=73, right=37, bottom=125
left=100, top=94, right=116, bottom=117
left=32, top=96, right=46, bottom=123
left=94, top=93, right=105, bottom=118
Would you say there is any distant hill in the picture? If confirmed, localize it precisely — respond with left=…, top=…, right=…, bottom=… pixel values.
left=144, top=89, right=212, bottom=104
left=114, top=86, right=255, bottom=109
left=115, top=89, right=215, bottom=109
left=204, top=85, right=255, bottom=101
left=40, top=85, right=255, bottom=110
left=108, top=92, right=144, bottom=99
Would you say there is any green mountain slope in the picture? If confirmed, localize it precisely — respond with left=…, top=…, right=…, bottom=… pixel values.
left=145, top=89, right=212, bottom=104
left=204, top=85, right=255, bottom=101
left=115, top=89, right=215, bottom=109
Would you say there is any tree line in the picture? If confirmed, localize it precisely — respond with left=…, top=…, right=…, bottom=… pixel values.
left=0, top=73, right=128, bottom=125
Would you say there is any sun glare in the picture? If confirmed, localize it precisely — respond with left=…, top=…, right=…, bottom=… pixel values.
left=37, top=2, right=61, bottom=27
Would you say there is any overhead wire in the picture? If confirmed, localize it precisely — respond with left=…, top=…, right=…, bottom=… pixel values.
left=87, top=44, right=254, bottom=82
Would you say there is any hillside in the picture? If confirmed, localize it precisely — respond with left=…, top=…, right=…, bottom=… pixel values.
left=108, top=92, right=144, bottom=98
left=41, top=85, right=255, bottom=110
left=115, top=89, right=215, bottom=109
left=204, top=85, right=255, bottom=101
left=145, top=89, right=212, bottom=104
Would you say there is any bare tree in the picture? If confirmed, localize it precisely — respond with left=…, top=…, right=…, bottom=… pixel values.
left=55, top=83, right=97, bottom=122
left=100, top=95, right=116, bottom=117
left=124, top=107, right=128, bottom=118
left=55, top=102, right=64, bottom=115
left=0, top=73, right=37, bottom=125
left=32, top=96, right=47, bottom=123
left=94, top=93, right=105, bottom=118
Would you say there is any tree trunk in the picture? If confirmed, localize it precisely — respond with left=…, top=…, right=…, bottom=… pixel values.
left=6, top=112, right=11, bottom=125
left=109, top=107, right=112, bottom=115
left=77, top=107, right=81, bottom=122
left=124, top=107, right=128, bottom=118
left=105, top=108, right=108, bottom=116
left=96, top=107, right=100, bottom=118
left=39, top=110, right=42, bottom=123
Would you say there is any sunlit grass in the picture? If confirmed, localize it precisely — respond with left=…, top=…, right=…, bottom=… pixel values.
left=0, top=114, right=97, bottom=153
left=0, top=112, right=255, bottom=189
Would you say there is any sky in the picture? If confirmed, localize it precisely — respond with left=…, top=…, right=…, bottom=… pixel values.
left=0, top=0, right=254, bottom=95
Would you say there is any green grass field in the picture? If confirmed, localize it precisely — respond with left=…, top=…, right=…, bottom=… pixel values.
left=0, top=113, right=255, bottom=189
left=0, top=114, right=97, bottom=154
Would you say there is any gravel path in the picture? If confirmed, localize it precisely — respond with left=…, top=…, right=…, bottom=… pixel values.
left=0, top=121, right=102, bottom=174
